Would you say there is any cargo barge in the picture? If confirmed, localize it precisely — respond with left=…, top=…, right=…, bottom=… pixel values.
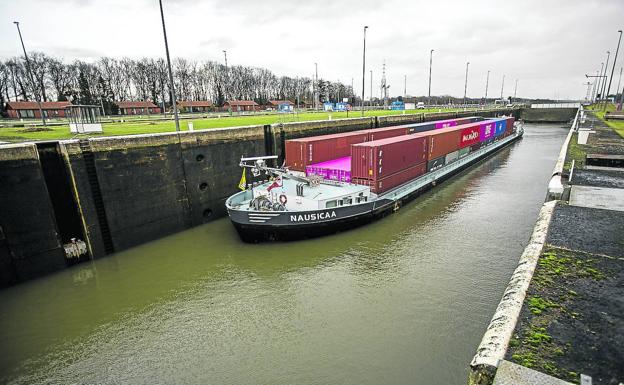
left=226, top=116, right=522, bottom=242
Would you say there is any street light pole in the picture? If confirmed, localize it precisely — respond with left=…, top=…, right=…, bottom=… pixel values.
left=428, top=49, right=433, bottom=106
left=463, top=61, right=469, bottom=106
left=314, top=62, right=318, bottom=111
left=604, top=30, right=622, bottom=110
left=590, top=69, right=599, bottom=102
left=513, top=79, right=518, bottom=102
left=158, top=0, right=180, bottom=132
left=599, top=51, right=611, bottom=105
left=484, top=70, right=490, bottom=105
left=500, top=74, right=505, bottom=101
left=361, top=25, right=368, bottom=116
left=594, top=63, right=604, bottom=102
left=13, top=21, right=46, bottom=127
left=616, top=67, right=623, bottom=105
left=223, top=50, right=228, bottom=101
left=370, top=70, right=372, bottom=110
left=404, top=74, right=406, bottom=99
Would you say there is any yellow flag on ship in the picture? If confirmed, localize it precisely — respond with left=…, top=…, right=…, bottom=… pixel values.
left=238, top=168, right=247, bottom=190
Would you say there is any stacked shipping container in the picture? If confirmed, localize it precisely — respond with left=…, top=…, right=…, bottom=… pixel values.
left=286, top=117, right=482, bottom=171
left=288, top=116, right=515, bottom=195
left=350, top=117, right=515, bottom=193
left=285, top=131, right=369, bottom=171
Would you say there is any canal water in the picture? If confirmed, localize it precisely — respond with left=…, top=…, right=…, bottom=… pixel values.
left=0, top=124, right=568, bottom=385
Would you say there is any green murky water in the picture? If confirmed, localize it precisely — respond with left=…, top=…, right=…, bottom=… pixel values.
left=0, top=125, right=568, bottom=384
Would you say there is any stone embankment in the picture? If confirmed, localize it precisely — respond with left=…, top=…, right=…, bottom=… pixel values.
left=469, top=108, right=624, bottom=385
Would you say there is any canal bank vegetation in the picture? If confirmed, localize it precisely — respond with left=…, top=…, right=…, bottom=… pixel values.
left=0, top=108, right=477, bottom=142
left=563, top=133, right=586, bottom=171
left=507, top=245, right=620, bottom=384
left=587, top=103, right=624, bottom=138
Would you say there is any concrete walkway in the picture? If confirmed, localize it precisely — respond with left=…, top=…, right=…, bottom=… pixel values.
left=493, top=360, right=574, bottom=385
left=569, top=185, right=624, bottom=211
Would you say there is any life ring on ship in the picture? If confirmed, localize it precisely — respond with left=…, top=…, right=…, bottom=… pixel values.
left=279, top=194, right=288, bottom=205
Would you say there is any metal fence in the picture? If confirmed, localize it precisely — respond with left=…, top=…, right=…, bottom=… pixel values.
left=530, top=103, right=581, bottom=109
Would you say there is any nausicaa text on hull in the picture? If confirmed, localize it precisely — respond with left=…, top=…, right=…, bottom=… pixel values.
left=226, top=118, right=523, bottom=242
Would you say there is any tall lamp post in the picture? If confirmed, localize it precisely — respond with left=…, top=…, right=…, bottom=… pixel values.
left=314, top=62, right=318, bottom=111
left=428, top=49, right=433, bottom=106
left=484, top=70, right=490, bottom=105
left=604, top=30, right=623, bottom=110
left=463, top=61, right=470, bottom=106
left=513, top=79, right=518, bottom=102
left=361, top=25, right=368, bottom=116
left=404, top=74, right=407, bottom=99
left=370, top=70, right=372, bottom=110
left=223, top=50, right=228, bottom=101
left=158, top=0, right=180, bottom=132
left=594, top=63, right=604, bottom=102
left=599, top=51, right=611, bottom=104
left=500, top=74, right=505, bottom=101
left=616, top=67, right=623, bottom=105
left=13, top=21, right=46, bottom=127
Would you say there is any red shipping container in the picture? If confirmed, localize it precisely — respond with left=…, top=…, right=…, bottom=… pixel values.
left=460, top=125, right=481, bottom=148
left=366, top=126, right=410, bottom=141
left=421, top=127, right=462, bottom=160
left=352, top=162, right=427, bottom=194
left=505, top=117, right=515, bottom=135
left=285, top=131, right=369, bottom=171
left=351, top=134, right=428, bottom=180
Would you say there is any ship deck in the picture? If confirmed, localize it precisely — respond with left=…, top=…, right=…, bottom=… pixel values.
left=228, top=177, right=372, bottom=212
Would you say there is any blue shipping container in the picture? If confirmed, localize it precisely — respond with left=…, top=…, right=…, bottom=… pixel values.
left=494, top=119, right=507, bottom=137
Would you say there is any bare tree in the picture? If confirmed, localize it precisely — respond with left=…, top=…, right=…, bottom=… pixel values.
left=2, top=52, right=350, bottom=111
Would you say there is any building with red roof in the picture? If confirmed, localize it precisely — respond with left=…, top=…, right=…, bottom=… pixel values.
left=5, top=101, right=72, bottom=119
left=178, top=100, right=214, bottom=113
left=223, top=100, right=259, bottom=112
left=115, top=101, right=161, bottom=115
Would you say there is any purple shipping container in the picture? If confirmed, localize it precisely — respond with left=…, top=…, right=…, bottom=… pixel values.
left=435, top=120, right=457, bottom=129
left=306, top=156, right=352, bottom=182
left=479, top=121, right=496, bottom=141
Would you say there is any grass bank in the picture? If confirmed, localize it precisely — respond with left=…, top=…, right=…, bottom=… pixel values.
left=586, top=103, right=624, bottom=138
left=0, top=108, right=476, bottom=143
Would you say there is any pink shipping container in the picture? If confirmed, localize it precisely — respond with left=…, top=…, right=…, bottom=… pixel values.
left=305, top=156, right=352, bottom=182
left=352, top=162, right=427, bottom=194
left=351, top=134, right=428, bottom=180
left=285, top=131, right=369, bottom=171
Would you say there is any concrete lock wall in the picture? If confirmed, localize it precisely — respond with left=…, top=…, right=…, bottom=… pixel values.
left=0, top=143, right=66, bottom=287
left=71, top=126, right=267, bottom=254
left=520, top=108, right=578, bottom=123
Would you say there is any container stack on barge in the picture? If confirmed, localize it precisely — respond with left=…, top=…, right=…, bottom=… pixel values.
left=226, top=116, right=522, bottom=242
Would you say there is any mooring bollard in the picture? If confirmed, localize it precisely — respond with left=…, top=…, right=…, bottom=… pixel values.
left=188, top=121, right=194, bottom=131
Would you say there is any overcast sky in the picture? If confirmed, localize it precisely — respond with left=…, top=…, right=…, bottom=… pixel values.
left=1, top=0, right=622, bottom=100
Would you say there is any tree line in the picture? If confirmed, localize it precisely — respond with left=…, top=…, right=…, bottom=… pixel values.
left=0, top=53, right=355, bottom=114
